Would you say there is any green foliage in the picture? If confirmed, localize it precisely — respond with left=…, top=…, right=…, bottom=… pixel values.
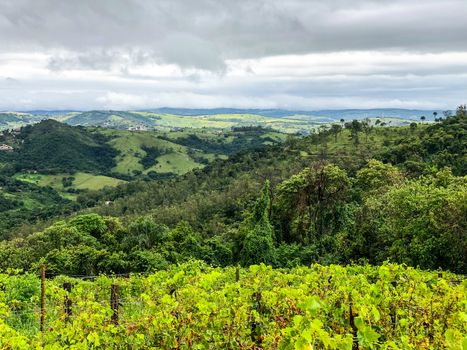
left=381, top=111, right=466, bottom=176
left=275, top=163, right=349, bottom=243
left=10, top=120, right=118, bottom=174
left=125, top=216, right=168, bottom=250
left=240, top=181, right=275, bottom=266
left=69, top=213, right=108, bottom=238
left=0, top=263, right=465, bottom=349
left=358, top=168, right=467, bottom=272
left=166, top=220, right=205, bottom=262
left=139, top=145, right=165, bottom=169
left=1, top=106, right=466, bottom=276
left=0, top=175, right=71, bottom=239
left=354, top=159, right=403, bottom=196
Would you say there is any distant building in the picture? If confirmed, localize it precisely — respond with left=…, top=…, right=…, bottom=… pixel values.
left=0, top=144, right=13, bottom=151
left=128, top=124, right=148, bottom=131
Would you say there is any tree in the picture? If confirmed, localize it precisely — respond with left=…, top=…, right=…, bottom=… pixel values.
left=69, top=213, right=107, bottom=238
left=456, top=104, right=466, bottom=117
left=275, top=163, right=349, bottom=243
left=330, top=124, right=342, bottom=142
left=345, top=120, right=362, bottom=145
left=443, top=110, right=452, bottom=118
left=420, top=116, right=426, bottom=122
left=240, top=181, right=275, bottom=266
left=361, top=118, right=372, bottom=142
left=355, top=159, right=403, bottom=197
left=125, top=216, right=168, bottom=250
left=166, top=221, right=204, bottom=261
left=358, top=169, right=467, bottom=273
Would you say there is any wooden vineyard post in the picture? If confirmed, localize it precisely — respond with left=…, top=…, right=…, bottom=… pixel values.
left=349, top=294, right=358, bottom=350
left=251, top=291, right=263, bottom=347
left=40, top=264, right=46, bottom=333
left=63, top=282, right=73, bottom=322
left=110, top=284, right=120, bottom=325
left=236, top=266, right=240, bottom=282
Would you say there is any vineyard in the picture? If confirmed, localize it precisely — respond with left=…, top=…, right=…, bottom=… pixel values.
left=0, top=262, right=466, bottom=349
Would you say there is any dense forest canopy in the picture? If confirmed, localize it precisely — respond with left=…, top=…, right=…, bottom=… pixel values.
left=0, top=122, right=285, bottom=236
left=0, top=107, right=465, bottom=274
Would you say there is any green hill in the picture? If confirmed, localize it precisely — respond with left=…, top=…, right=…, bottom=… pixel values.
left=0, top=122, right=288, bottom=237
left=100, top=127, right=286, bottom=177
left=0, top=109, right=465, bottom=273
left=0, top=112, right=42, bottom=129
left=4, top=120, right=118, bottom=174
left=65, top=110, right=158, bottom=128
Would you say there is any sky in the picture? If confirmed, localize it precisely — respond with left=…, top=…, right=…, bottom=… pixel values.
left=0, top=0, right=466, bottom=111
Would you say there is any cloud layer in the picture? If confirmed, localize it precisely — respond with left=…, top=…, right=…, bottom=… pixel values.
left=0, top=0, right=466, bottom=110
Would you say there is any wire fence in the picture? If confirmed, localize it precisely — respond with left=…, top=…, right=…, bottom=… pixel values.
left=2, top=265, right=465, bottom=338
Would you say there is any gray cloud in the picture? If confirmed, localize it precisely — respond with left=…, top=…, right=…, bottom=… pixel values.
left=1, top=0, right=467, bottom=71
left=0, top=0, right=466, bottom=110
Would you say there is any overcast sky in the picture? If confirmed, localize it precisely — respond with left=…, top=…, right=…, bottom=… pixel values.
left=1, top=0, right=466, bottom=111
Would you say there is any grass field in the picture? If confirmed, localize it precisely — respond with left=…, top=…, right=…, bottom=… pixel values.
left=153, top=152, right=201, bottom=174
left=99, top=129, right=209, bottom=176
left=134, top=112, right=319, bottom=133
left=98, top=127, right=284, bottom=176
left=9, top=127, right=286, bottom=203
left=14, top=172, right=126, bottom=193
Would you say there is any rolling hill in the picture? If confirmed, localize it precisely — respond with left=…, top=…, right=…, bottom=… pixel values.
left=0, top=120, right=288, bottom=236
left=2, top=119, right=118, bottom=174
left=0, top=108, right=445, bottom=133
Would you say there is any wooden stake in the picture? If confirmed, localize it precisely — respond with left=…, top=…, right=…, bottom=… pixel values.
left=349, top=294, right=358, bottom=350
left=63, top=282, right=73, bottom=322
left=111, top=284, right=119, bottom=325
left=40, top=264, right=46, bottom=333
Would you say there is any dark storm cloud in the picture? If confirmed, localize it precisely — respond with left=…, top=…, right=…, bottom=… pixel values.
left=1, top=0, right=466, bottom=71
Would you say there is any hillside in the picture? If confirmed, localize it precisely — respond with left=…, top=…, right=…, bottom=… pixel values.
left=64, top=110, right=158, bottom=128
left=0, top=107, right=465, bottom=350
left=1, top=108, right=444, bottom=133
left=0, top=112, right=43, bottom=129
left=0, top=121, right=287, bottom=236
left=1, top=108, right=465, bottom=274
left=0, top=120, right=118, bottom=174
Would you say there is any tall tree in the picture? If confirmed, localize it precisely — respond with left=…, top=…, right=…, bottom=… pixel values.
left=275, top=163, right=349, bottom=243
left=330, top=124, right=342, bottom=142
left=240, top=181, right=275, bottom=266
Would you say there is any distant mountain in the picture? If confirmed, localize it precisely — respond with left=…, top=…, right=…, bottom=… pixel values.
left=66, top=110, right=158, bottom=127
left=24, top=110, right=79, bottom=115
left=1, top=108, right=447, bottom=132
left=140, top=107, right=444, bottom=120
left=308, top=108, right=443, bottom=120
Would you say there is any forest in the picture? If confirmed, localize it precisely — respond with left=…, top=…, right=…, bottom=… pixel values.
left=0, top=106, right=465, bottom=274
left=0, top=107, right=465, bottom=349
